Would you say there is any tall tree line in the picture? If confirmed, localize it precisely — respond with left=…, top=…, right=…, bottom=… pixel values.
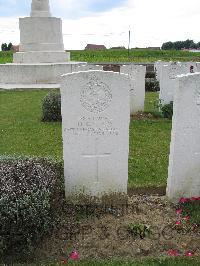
left=1, top=43, right=13, bottom=51
left=162, top=39, right=200, bottom=50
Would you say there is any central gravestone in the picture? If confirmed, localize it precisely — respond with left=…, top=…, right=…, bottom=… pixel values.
left=61, top=71, right=130, bottom=198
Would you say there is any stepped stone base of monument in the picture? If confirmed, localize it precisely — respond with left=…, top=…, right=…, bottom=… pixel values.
left=0, top=62, right=83, bottom=89
left=0, top=83, right=61, bottom=90
left=13, top=51, right=70, bottom=64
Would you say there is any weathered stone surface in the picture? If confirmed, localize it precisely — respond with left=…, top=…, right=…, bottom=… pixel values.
left=13, top=0, right=69, bottom=64
left=72, top=64, right=103, bottom=72
left=121, top=64, right=146, bottom=114
left=167, top=73, right=200, bottom=202
left=155, top=61, right=171, bottom=82
left=61, top=71, right=130, bottom=198
left=0, top=63, right=80, bottom=85
left=31, top=0, right=51, bottom=17
left=159, top=62, right=198, bottom=105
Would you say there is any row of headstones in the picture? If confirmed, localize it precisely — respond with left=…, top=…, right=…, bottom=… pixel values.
left=73, top=64, right=146, bottom=115
left=155, top=60, right=200, bottom=105
left=60, top=69, right=200, bottom=202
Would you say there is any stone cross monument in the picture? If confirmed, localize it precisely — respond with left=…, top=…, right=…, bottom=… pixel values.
left=31, top=0, right=51, bottom=17
left=13, top=0, right=70, bottom=63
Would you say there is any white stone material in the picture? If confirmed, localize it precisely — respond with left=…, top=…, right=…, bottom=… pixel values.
left=31, top=0, right=51, bottom=17
left=72, top=64, right=103, bottom=72
left=167, top=73, right=200, bottom=202
left=159, top=62, right=198, bottom=105
left=0, top=63, right=80, bottom=85
left=13, top=0, right=70, bottom=63
left=0, top=84, right=61, bottom=90
left=155, top=61, right=171, bottom=82
left=121, top=64, right=146, bottom=114
left=61, top=70, right=130, bottom=198
left=13, top=51, right=70, bottom=64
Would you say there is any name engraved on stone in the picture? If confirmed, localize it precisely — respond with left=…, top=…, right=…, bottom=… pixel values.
left=169, top=67, right=178, bottom=79
left=64, top=116, right=119, bottom=136
left=80, top=79, right=112, bottom=113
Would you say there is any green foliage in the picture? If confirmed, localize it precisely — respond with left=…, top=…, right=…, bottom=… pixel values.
left=161, top=102, right=173, bottom=119
left=145, top=71, right=156, bottom=78
left=1, top=42, right=13, bottom=51
left=0, top=51, right=13, bottom=64
left=0, top=157, right=63, bottom=260
left=151, top=100, right=173, bottom=119
left=127, top=223, right=151, bottom=239
left=61, top=257, right=200, bottom=265
left=69, top=49, right=200, bottom=63
left=145, top=78, right=160, bottom=92
left=1, top=49, right=200, bottom=64
left=162, top=39, right=200, bottom=50
left=42, top=90, right=62, bottom=122
left=181, top=201, right=200, bottom=225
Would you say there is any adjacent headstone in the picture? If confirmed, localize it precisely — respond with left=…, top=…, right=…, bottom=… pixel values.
left=155, top=61, right=171, bottom=82
left=159, top=62, right=198, bottom=105
left=61, top=70, right=130, bottom=198
left=121, top=64, right=146, bottom=114
left=167, top=73, right=200, bottom=202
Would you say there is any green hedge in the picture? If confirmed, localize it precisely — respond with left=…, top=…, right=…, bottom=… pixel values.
left=42, top=91, right=62, bottom=122
left=0, top=157, right=63, bottom=262
left=145, top=78, right=160, bottom=92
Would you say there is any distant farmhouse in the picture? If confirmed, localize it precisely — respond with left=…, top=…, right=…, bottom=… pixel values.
left=111, top=46, right=126, bottom=50
left=146, top=47, right=161, bottom=50
left=11, top=45, right=19, bottom=52
left=85, top=44, right=107, bottom=50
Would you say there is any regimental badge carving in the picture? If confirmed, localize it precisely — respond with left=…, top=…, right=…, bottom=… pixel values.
left=80, top=76, right=112, bottom=113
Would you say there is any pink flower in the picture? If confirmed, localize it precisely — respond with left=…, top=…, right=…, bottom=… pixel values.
left=185, top=251, right=194, bottom=257
left=175, top=220, right=181, bottom=225
left=69, top=250, right=79, bottom=261
left=182, top=216, right=190, bottom=221
left=167, top=249, right=180, bottom=256
left=179, top=198, right=190, bottom=203
left=176, top=208, right=183, bottom=215
left=191, top=197, right=200, bottom=201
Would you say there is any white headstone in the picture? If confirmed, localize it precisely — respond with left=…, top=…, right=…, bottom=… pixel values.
left=61, top=70, right=130, bottom=198
left=167, top=73, right=200, bottom=202
left=155, top=61, right=171, bottom=82
left=120, top=64, right=146, bottom=114
left=159, top=62, right=198, bottom=105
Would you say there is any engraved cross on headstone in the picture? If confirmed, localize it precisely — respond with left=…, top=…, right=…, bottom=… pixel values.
left=82, top=138, right=111, bottom=182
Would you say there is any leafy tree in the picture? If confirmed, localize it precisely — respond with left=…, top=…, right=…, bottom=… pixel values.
left=1, top=42, right=13, bottom=51
left=162, top=39, right=200, bottom=50
left=1, top=43, right=7, bottom=51
left=7, top=42, right=13, bottom=50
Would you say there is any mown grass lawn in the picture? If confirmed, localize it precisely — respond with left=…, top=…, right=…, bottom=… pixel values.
left=34, top=257, right=200, bottom=266
left=0, top=90, right=171, bottom=188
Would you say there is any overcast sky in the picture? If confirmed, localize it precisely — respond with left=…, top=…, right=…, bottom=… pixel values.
left=0, top=0, right=200, bottom=50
